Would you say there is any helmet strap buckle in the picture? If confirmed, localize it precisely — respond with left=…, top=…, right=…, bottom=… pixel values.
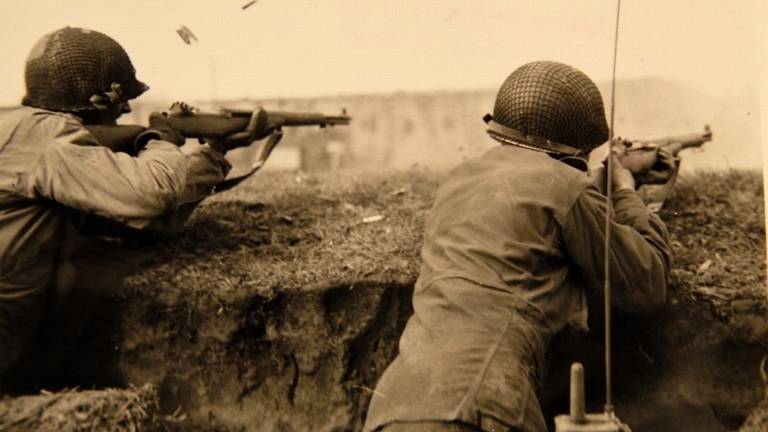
left=89, top=82, right=124, bottom=111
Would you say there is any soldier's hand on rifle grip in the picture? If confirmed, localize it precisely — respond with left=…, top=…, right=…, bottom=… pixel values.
left=207, top=108, right=273, bottom=154
left=589, top=154, right=636, bottom=194
left=634, top=147, right=676, bottom=186
left=136, top=112, right=186, bottom=148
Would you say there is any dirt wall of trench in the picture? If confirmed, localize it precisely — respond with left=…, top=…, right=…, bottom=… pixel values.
left=2, top=169, right=766, bottom=431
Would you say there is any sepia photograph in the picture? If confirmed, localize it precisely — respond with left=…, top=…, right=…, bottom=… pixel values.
left=0, top=1, right=765, bottom=431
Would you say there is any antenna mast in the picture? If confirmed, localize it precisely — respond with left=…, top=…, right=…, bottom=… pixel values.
left=555, top=2, right=630, bottom=430
left=604, top=0, right=621, bottom=415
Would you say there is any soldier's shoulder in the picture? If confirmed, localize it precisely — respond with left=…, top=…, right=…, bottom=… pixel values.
left=1, top=106, right=77, bottom=124
left=497, top=146, right=591, bottom=185
left=0, top=107, right=87, bottom=150
left=448, top=145, right=591, bottom=189
left=23, top=107, right=85, bottom=134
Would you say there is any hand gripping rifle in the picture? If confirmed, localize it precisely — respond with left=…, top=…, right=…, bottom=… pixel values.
left=615, top=125, right=712, bottom=211
left=85, top=102, right=351, bottom=191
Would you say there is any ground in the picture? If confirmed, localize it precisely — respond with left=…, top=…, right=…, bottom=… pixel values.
left=0, top=168, right=765, bottom=431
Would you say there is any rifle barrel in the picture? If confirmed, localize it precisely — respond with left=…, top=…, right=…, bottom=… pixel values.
left=168, top=109, right=350, bottom=138
left=88, top=108, right=352, bottom=153
left=225, top=109, right=350, bottom=125
left=266, top=111, right=351, bottom=127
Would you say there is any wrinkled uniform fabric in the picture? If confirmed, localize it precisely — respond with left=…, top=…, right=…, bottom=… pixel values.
left=364, top=144, right=670, bottom=432
left=0, top=107, right=230, bottom=380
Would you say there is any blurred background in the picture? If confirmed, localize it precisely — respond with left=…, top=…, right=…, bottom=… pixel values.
left=0, top=0, right=763, bottom=173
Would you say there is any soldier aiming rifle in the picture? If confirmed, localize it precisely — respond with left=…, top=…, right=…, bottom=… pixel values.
left=0, top=27, right=347, bottom=393
left=363, top=61, right=672, bottom=432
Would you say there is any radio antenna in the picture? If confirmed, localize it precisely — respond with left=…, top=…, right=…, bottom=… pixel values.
left=554, top=2, right=630, bottom=430
left=604, top=0, right=622, bottom=416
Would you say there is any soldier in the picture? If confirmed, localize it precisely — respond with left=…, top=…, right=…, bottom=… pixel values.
left=363, top=61, right=672, bottom=432
left=0, top=27, right=264, bottom=392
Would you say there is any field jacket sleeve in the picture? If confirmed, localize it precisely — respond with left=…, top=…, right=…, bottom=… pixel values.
left=561, top=183, right=671, bottom=312
left=129, top=143, right=232, bottom=233
left=177, top=144, right=232, bottom=205
left=29, top=117, right=189, bottom=227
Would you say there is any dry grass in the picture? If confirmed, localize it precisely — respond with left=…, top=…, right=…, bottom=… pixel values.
left=123, top=169, right=438, bottom=321
left=0, top=385, right=159, bottom=432
left=659, top=169, right=767, bottom=342
left=125, top=168, right=767, bottom=342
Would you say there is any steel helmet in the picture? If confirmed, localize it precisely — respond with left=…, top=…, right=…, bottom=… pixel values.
left=22, top=27, right=149, bottom=112
left=488, top=61, right=608, bottom=153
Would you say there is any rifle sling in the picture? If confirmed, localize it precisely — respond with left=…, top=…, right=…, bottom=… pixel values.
left=213, top=130, right=284, bottom=193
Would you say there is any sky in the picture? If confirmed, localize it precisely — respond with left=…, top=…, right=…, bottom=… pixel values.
left=0, top=0, right=762, bottom=103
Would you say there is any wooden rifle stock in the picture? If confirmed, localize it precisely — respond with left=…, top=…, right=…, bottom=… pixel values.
left=85, top=124, right=147, bottom=154
left=85, top=107, right=351, bottom=155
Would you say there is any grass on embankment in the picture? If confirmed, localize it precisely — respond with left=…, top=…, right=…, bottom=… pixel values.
left=127, top=167, right=766, bottom=337
left=1, top=168, right=764, bottom=432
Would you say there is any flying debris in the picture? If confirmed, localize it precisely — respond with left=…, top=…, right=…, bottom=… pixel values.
left=242, top=1, right=257, bottom=10
left=176, top=26, right=198, bottom=45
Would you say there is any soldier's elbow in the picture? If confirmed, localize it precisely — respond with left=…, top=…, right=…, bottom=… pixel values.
left=138, top=161, right=187, bottom=216
left=122, top=195, right=174, bottom=223
left=136, top=180, right=184, bottom=218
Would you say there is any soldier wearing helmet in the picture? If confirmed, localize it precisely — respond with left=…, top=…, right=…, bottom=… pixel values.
left=0, top=27, right=262, bottom=392
left=363, top=62, right=672, bottom=432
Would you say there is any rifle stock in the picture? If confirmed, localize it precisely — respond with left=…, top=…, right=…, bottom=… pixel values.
left=85, top=124, right=147, bottom=154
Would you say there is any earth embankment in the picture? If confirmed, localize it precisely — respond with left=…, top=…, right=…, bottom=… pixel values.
left=1, top=169, right=765, bottom=431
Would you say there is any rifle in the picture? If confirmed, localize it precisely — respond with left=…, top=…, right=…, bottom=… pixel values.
left=84, top=102, right=350, bottom=192
left=85, top=103, right=350, bottom=155
left=614, top=125, right=712, bottom=211
left=74, top=103, right=349, bottom=238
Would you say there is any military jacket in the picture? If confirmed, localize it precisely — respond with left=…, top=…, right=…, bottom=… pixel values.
left=364, top=144, right=670, bottom=432
left=0, top=107, right=230, bottom=376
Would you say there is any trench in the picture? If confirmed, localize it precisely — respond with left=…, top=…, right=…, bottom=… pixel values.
left=14, top=277, right=765, bottom=431
left=74, top=282, right=417, bottom=431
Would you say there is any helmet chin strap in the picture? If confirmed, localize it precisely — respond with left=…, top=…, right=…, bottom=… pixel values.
left=89, top=82, right=125, bottom=111
left=483, top=113, right=590, bottom=171
left=483, top=113, right=586, bottom=158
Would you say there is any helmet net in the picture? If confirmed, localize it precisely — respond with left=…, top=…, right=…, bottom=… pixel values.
left=492, top=61, right=608, bottom=151
left=23, top=27, right=148, bottom=112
